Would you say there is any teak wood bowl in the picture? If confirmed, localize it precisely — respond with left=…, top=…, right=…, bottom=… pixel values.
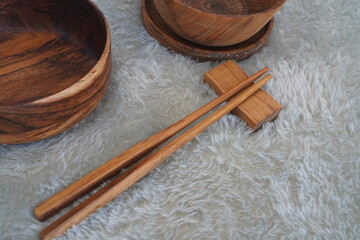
left=153, top=0, right=286, bottom=47
left=142, top=0, right=274, bottom=62
left=0, top=0, right=111, bottom=144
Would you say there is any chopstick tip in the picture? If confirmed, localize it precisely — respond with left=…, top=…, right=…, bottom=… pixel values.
left=256, top=74, right=272, bottom=86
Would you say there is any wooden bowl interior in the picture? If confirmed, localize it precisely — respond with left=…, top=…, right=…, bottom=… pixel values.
left=181, top=0, right=282, bottom=15
left=0, top=0, right=107, bottom=106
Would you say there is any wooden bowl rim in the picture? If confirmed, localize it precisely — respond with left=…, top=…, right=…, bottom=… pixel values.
left=173, top=0, right=286, bottom=18
left=24, top=0, right=111, bottom=106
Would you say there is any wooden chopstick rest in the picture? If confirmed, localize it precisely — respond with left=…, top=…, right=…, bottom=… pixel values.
left=34, top=67, right=269, bottom=221
left=205, top=60, right=282, bottom=130
left=40, top=74, right=272, bottom=240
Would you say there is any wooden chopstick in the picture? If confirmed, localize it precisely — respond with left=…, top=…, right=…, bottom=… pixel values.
left=40, top=74, right=272, bottom=240
left=34, top=67, right=269, bottom=221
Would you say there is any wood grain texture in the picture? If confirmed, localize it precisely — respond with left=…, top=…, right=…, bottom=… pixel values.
left=204, top=60, right=282, bottom=130
left=34, top=67, right=269, bottom=221
left=141, top=0, right=274, bottom=62
left=0, top=0, right=111, bottom=144
left=39, top=74, right=272, bottom=240
left=182, top=0, right=279, bottom=15
left=153, top=0, right=286, bottom=46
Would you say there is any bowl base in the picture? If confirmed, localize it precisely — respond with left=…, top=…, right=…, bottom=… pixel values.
left=141, top=0, right=274, bottom=61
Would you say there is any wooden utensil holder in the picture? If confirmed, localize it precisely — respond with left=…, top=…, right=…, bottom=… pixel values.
left=204, top=60, right=281, bottom=130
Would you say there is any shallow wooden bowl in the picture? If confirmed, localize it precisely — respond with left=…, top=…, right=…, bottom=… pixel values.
left=0, top=0, right=111, bottom=144
left=153, top=0, right=286, bottom=47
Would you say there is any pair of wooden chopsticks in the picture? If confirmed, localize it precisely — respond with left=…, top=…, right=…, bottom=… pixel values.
left=35, top=67, right=272, bottom=240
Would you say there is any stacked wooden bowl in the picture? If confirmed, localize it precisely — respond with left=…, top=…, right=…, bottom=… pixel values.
left=0, top=0, right=111, bottom=144
left=142, top=0, right=286, bottom=61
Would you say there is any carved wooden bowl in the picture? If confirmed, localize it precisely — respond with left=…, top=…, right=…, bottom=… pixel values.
left=142, top=0, right=274, bottom=61
left=0, top=0, right=111, bottom=144
left=153, top=0, right=286, bottom=47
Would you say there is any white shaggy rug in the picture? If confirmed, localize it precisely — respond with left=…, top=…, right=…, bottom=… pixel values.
left=1, top=0, right=359, bottom=239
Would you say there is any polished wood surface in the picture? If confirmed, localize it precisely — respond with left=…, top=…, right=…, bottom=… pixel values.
left=40, top=74, right=272, bottom=240
left=142, top=0, right=274, bottom=61
left=153, top=0, right=286, bottom=47
left=204, top=60, right=282, bottom=130
left=0, top=0, right=111, bottom=144
left=34, top=67, right=269, bottom=221
left=183, top=0, right=279, bottom=15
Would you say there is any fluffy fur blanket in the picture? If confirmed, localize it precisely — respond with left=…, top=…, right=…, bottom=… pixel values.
left=1, top=0, right=359, bottom=239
